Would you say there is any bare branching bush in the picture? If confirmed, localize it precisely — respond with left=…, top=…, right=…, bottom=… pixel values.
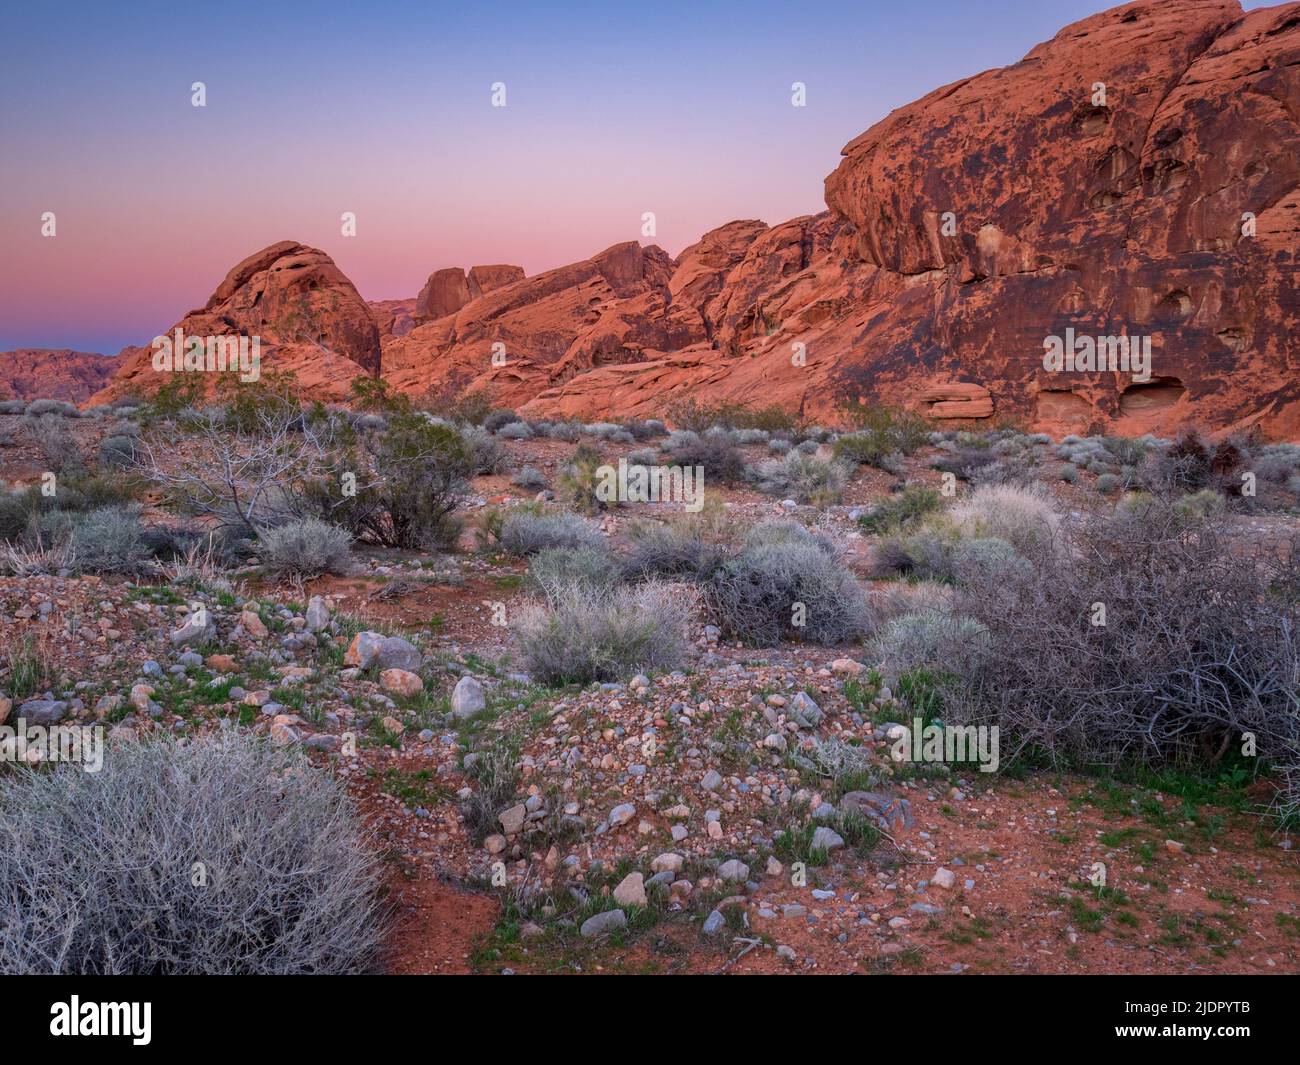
left=0, top=734, right=387, bottom=974
left=25, top=413, right=83, bottom=474
left=134, top=395, right=341, bottom=534
left=703, top=539, right=874, bottom=646
left=512, top=580, right=692, bottom=685
left=940, top=500, right=1300, bottom=800
left=258, top=517, right=352, bottom=579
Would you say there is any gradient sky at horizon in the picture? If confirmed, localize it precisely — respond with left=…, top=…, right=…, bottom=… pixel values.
left=0, top=0, right=1272, bottom=353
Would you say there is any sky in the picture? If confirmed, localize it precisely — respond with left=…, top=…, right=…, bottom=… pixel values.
left=0, top=0, right=1266, bottom=353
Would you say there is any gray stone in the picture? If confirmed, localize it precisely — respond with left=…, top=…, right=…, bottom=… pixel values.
left=608, top=802, right=636, bottom=827
left=377, top=635, right=422, bottom=672
left=811, top=826, right=844, bottom=852
left=717, top=859, right=750, bottom=883
left=450, top=675, right=485, bottom=719
left=170, top=611, right=214, bottom=647
left=789, top=691, right=823, bottom=728
left=305, top=596, right=330, bottom=633
left=499, top=804, right=526, bottom=835
left=702, top=909, right=726, bottom=935
left=18, top=699, right=68, bottom=726
left=701, top=769, right=723, bottom=791
left=579, top=909, right=627, bottom=938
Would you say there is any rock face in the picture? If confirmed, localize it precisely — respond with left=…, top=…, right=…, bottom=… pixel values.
left=397, top=0, right=1300, bottom=438
left=88, top=241, right=382, bottom=406
left=0, top=349, right=118, bottom=403
left=69, top=0, right=1299, bottom=436
left=818, top=0, right=1300, bottom=437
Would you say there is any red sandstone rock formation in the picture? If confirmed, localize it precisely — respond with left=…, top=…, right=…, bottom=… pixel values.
left=79, top=0, right=1299, bottom=436
left=88, top=241, right=381, bottom=406
left=0, top=349, right=118, bottom=403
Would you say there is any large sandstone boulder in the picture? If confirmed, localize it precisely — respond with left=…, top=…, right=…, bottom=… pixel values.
left=89, top=241, right=381, bottom=406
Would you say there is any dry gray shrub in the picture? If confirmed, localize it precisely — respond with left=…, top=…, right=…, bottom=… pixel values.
left=498, top=510, right=604, bottom=556
left=703, top=540, right=874, bottom=646
left=512, top=580, right=692, bottom=685
left=942, top=499, right=1300, bottom=800
left=258, top=517, right=351, bottom=579
left=0, top=733, right=387, bottom=974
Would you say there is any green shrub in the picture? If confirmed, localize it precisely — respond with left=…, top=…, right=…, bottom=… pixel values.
left=858, top=485, right=942, bottom=533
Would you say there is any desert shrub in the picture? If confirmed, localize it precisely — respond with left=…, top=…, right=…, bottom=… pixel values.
left=767, top=438, right=793, bottom=455
left=742, top=520, right=835, bottom=554
left=527, top=545, right=621, bottom=602
left=1141, top=429, right=1247, bottom=497
left=258, top=517, right=351, bottom=579
left=510, top=466, right=547, bottom=490
left=498, top=509, right=604, bottom=556
left=929, top=446, right=999, bottom=482
left=665, top=434, right=745, bottom=485
left=950, top=536, right=1030, bottom=584
left=459, top=741, right=521, bottom=844
left=555, top=443, right=608, bottom=514
left=0, top=487, right=45, bottom=544
left=483, top=409, right=522, bottom=433
left=834, top=404, right=929, bottom=468
left=703, top=540, right=873, bottom=645
left=622, top=418, right=666, bottom=440
left=0, top=399, right=26, bottom=415
left=25, top=414, right=83, bottom=474
left=949, top=483, right=1060, bottom=556
left=858, top=485, right=942, bottom=533
left=67, top=506, right=149, bottom=575
left=621, top=521, right=724, bottom=582
left=0, top=733, right=386, bottom=974
left=512, top=581, right=691, bottom=685
left=625, top=448, right=658, bottom=467
left=871, top=609, right=988, bottom=677
left=97, top=434, right=137, bottom=468
left=940, top=499, right=1300, bottom=793
left=311, top=414, right=472, bottom=550
left=24, top=399, right=79, bottom=418
left=537, top=420, right=580, bottom=442
left=497, top=420, right=533, bottom=440
left=749, top=452, right=849, bottom=505
left=666, top=398, right=799, bottom=434
left=1175, top=488, right=1226, bottom=520
left=459, top=423, right=506, bottom=474
left=1252, top=443, right=1300, bottom=484
left=1095, top=472, right=1120, bottom=493
left=734, top=427, right=771, bottom=445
